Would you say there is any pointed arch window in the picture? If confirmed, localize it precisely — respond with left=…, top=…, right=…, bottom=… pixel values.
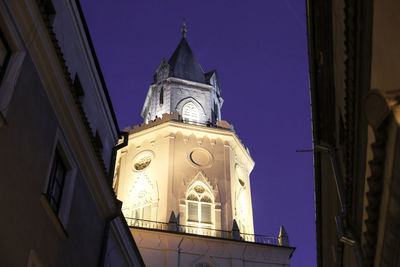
left=182, top=102, right=200, bottom=123
left=186, top=183, right=213, bottom=224
left=159, top=86, right=164, bottom=105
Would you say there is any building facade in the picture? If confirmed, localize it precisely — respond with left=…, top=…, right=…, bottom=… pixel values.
left=113, top=30, right=295, bottom=266
left=0, top=0, right=143, bottom=266
left=307, top=0, right=400, bottom=266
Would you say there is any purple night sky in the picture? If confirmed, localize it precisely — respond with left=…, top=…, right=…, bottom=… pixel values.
left=81, top=1, right=315, bottom=266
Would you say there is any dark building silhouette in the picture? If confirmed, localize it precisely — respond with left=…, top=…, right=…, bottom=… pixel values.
left=0, top=0, right=143, bottom=266
left=307, top=0, right=400, bottom=266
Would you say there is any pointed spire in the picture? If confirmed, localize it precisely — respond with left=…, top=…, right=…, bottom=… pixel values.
left=278, top=225, right=290, bottom=246
left=168, top=211, right=177, bottom=231
left=181, top=18, right=187, bottom=38
left=232, top=219, right=241, bottom=240
left=168, top=36, right=205, bottom=83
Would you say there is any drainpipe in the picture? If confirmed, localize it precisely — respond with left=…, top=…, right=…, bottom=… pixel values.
left=177, top=237, right=184, bottom=267
left=98, top=202, right=121, bottom=267
left=315, top=144, right=362, bottom=267
left=108, top=131, right=129, bottom=187
left=314, top=144, right=347, bottom=215
left=99, top=132, right=130, bottom=266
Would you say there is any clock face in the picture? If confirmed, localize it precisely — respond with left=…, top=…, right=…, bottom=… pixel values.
left=182, top=102, right=200, bottom=122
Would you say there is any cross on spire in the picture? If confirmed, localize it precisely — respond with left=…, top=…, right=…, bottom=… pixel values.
left=181, top=19, right=187, bottom=38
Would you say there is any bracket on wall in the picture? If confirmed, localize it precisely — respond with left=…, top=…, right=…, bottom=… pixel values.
left=314, top=144, right=347, bottom=215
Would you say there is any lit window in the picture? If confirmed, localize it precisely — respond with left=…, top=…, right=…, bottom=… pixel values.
left=186, top=183, right=213, bottom=224
left=46, top=151, right=67, bottom=213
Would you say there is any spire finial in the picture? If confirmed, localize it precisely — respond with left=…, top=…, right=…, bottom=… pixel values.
left=181, top=18, right=187, bottom=38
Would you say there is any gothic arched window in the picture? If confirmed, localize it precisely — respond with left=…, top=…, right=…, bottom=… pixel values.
left=159, top=87, right=164, bottom=105
left=186, top=183, right=213, bottom=224
left=182, top=102, right=200, bottom=123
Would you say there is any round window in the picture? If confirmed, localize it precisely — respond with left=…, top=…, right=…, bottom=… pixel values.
left=134, top=153, right=152, bottom=171
left=189, top=149, right=212, bottom=167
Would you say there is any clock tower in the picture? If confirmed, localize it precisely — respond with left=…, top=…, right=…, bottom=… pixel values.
left=112, top=25, right=294, bottom=266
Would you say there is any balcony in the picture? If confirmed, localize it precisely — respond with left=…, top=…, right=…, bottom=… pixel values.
left=125, top=218, right=286, bottom=247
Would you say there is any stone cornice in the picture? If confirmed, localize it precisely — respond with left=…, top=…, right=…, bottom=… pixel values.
left=123, top=113, right=255, bottom=167
left=166, top=77, right=215, bottom=91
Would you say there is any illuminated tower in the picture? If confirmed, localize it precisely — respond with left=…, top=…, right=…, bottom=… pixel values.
left=113, top=24, right=294, bottom=266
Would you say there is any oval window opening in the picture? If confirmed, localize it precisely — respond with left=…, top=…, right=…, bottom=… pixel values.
left=190, top=149, right=211, bottom=167
left=134, top=154, right=152, bottom=170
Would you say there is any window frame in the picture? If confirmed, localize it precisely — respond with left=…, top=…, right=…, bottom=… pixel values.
left=159, top=86, right=164, bottom=105
left=186, top=182, right=214, bottom=226
left=41, top=128, right=77, bottom=235
left=46, top=150, right=67, bottom=214
left=182, top=101, right=200, bottom=123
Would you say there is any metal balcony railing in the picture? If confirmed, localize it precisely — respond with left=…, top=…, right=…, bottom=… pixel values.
left=126, top=217, right=280, bottom=246
left=171, top=118, right=232, bottom=130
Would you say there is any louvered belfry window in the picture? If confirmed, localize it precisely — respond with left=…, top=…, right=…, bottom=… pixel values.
left=186, top=184, right=213, bottom=224
left=188, top=202, right=198, bottom=221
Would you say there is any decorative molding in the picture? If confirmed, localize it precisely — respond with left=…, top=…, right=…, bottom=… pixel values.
left=167, top=77, right=214, bottom=91
left=183, top=171, right=220, bottom=203
left=362, top=89, right=400, bottom=266
left=130, top=112, right=180, bottom=134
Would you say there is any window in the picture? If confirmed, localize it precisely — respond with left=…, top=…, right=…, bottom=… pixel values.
left=41, top=130, right=77, bottom=236
left=159, top=86, right=164, bottom=105
left=0, top=31, right=11, bottom=85
left=213, top=102, right=218, bottom=122
left=182, top=102, right=200, bottom=123
left=46, top=150, right=67, bottom=213
left=133, top=152, right=152, bottom=171
left=187, top=183, right=213, bottom=224
left=132, top=205, right=151, bottom=221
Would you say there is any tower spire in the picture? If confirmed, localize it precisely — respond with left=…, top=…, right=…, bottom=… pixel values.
left=181, top=18, right=187, bottom=38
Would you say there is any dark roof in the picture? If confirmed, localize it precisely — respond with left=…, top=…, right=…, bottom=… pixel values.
left=204, top=70, right=215, bottom=83
left=168, top=38, right=205, bottom=84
